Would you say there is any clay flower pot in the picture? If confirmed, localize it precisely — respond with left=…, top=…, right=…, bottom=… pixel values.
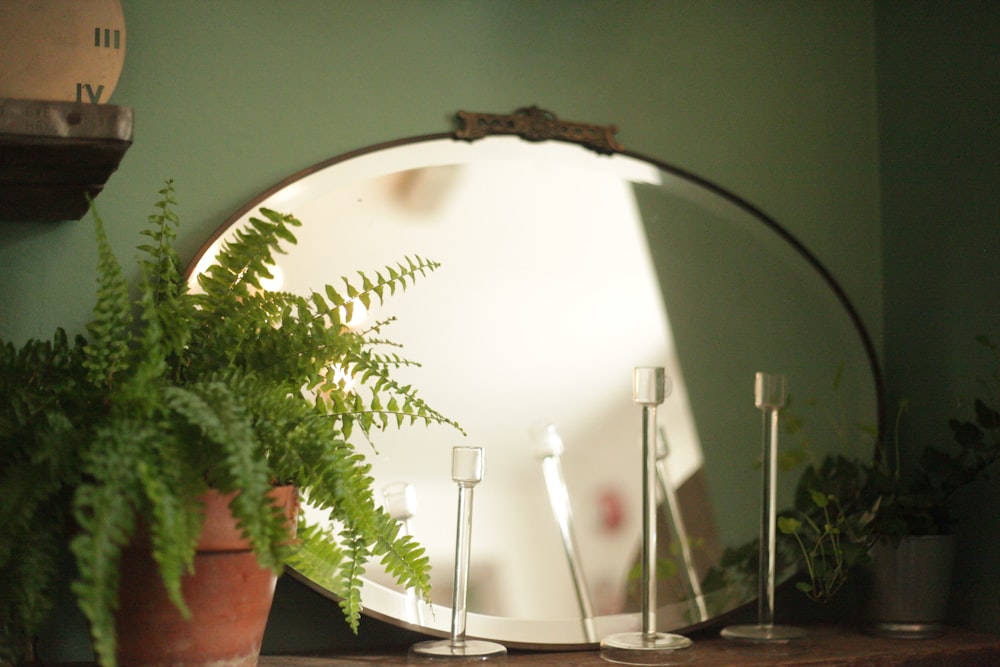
left=115, top=486, right=298, bottom=667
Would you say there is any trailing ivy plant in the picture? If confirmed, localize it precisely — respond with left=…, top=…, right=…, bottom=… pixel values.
left=0, top=181, right=460, bottom=667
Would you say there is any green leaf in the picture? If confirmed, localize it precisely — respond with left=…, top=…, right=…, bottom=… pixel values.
left=809, top=489, right=830, bottom=509
left=778, top=516, right=802, bottom=534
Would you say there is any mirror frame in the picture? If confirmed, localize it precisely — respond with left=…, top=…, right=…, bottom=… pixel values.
left=190, top=107, right=886, bottom=648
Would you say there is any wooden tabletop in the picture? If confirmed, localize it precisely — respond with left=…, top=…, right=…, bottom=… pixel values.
left=258, top=625, right=1000, bottom=666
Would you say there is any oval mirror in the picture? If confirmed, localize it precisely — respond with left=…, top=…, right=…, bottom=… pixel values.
left=190, top=111, right=882, bottom=649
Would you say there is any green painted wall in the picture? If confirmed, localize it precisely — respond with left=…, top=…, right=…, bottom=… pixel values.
left=2, top=0, right=894, bottom=657
left=876, top=1, right=1000, bottom=634
left=0, top=0, right=882, bottom=347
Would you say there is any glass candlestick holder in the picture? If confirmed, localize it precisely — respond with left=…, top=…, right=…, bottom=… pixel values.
left=721, top=372, right=807, bottom=646
left=601, top=367, right=693, bottom=665
left=409, top=447, right=507, bottom=663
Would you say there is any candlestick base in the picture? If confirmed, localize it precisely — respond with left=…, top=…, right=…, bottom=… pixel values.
left=721, top=623, right=808, bottom=643
left=600, top=631, right=694, bottom=665
left=408, top=638, right=507, bottom=662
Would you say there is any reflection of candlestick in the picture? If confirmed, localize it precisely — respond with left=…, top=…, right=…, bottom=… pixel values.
left=655, top=429, right=708, bottom=624
left=601, top=368, right=693, bottom=665
left=409, top=447, right=507, bottom=662
left=532, top=423, right=596, bottom=642
left=721, top=373, right=807, bottom=647
left=384, top=481, right=418, bottom=533
left=383, top=482, right=422, bottom=626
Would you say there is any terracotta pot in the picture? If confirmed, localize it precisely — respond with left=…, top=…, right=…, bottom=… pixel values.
left=859, top=534, right=956, bottom=639
left=115, top=486, right=298, bottom=667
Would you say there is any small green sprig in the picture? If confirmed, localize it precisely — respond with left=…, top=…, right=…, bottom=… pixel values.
left=778, top=483, right=878, bottom=602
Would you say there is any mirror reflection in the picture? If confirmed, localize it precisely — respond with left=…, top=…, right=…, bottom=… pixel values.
left=190, top=134, right=880, bottom=648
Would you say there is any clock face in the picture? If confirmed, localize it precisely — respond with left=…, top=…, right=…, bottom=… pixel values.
left=0, top=0, right=126, bottom=104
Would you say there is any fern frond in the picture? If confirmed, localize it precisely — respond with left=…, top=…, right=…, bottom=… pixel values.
left=83, top=206, right=132, bottom=389
left=336, top=532, right=370, bottom=633
left=322, top=256, right=441, bottom=316
left=377, top=526, right=432, bottom=600
left=0, top=506, right=66, bottom=666
left=195, top=208, right=301, bottom=301
left=135, top=180, right=192, bottom=375
left=71, top=421, right=149, bottom=667
left=287, top=520, right=346, bottom=596
left=321, top=352, right=463, bottom=436
left=164, top=382, right=290, bottom=571
left=0, top=331, right=87, bottom=564
left=0, top=329, right=90, bottom=665
left=136, top=453, right=204, bottom=618
left=0, top=416, right=76, bottom=566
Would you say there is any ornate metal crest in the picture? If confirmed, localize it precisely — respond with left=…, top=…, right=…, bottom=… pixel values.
left=454, top=106, right=622, bottom=155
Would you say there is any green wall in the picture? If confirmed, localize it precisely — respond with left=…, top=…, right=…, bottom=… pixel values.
left=876, top=1, right=1000, bottom=634
left=0, top=0, right=882, bottom=347
left=2, top=0, right=895, bottom=657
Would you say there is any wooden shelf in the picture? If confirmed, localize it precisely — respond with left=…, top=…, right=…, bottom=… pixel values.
left=257, top=625, right=1000, bottom=666
left=0, top=98, right=133, bottom=221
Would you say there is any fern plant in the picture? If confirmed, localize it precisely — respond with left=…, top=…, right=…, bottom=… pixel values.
left=0, top=181, right=459, bottom=667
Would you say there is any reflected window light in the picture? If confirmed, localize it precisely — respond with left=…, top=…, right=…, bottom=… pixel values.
left=307, top=362, right=360, bottom=401
left=258, top=262, right=284, bottom=292
left=338, top=298, right=368, bottom=329
left=329, top=362, right=357, bottom=393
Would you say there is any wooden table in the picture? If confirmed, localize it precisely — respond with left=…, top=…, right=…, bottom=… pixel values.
left=259, top=625, right=1000, bottom=666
